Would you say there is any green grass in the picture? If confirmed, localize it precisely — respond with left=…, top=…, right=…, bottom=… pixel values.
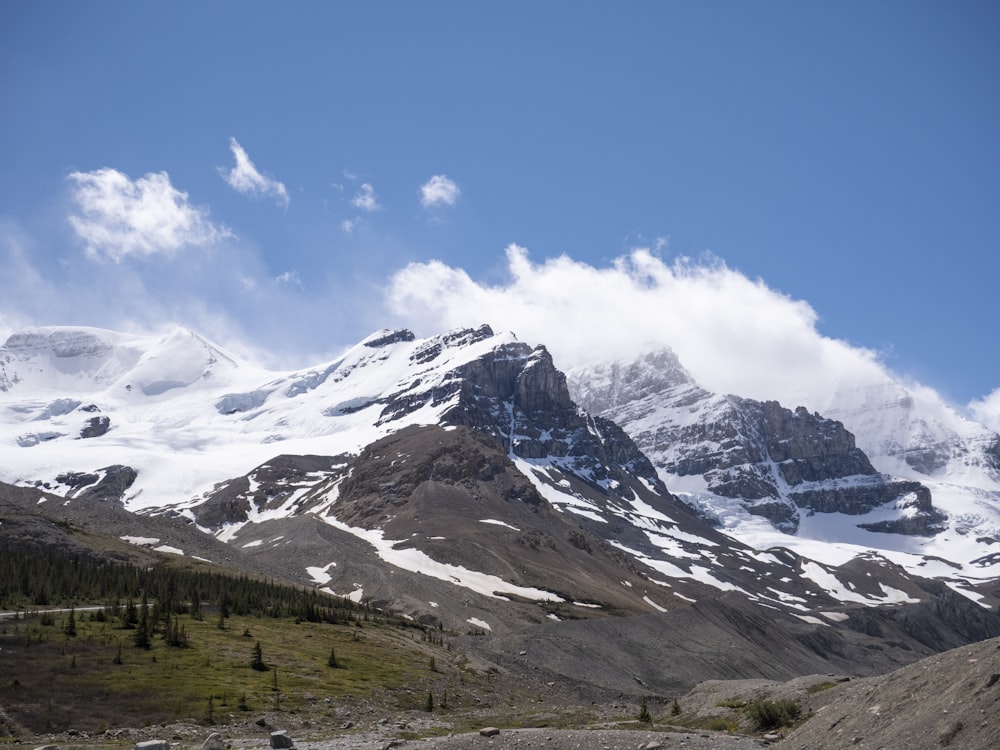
left=698, top=716, right=741, bottom=732
left=0, top=610, right=471, bottom=734
left=805, top=680, right=837, bottom=694
left=715, top=698, right=747, bottom=708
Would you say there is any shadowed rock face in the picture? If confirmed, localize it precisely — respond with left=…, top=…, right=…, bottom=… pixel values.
left=79, top=415, right=110, bottom=438
left=54, top=464, right=137, bottom=503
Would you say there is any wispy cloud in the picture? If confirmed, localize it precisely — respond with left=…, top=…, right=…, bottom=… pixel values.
left=351, top=182, right=380, bottom=212
left=220, top=137, right=290, bottom=207
left=970, top=389, right=1000, bottom=433
left=419, top=174, right=460, bottom=209
left=67, top=168, right=232, bottom=262
left=384, top=244, right=893, bottom=414
left=274, top=270, right=303, bottom=288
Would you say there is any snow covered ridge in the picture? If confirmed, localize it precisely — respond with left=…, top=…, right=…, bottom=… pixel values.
left=1, top=322, right=999, bottom=624
left=568, top=347, right=1000, bottom=583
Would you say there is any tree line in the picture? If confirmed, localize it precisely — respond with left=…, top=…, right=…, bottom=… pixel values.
left=0, top=548, right=376, bottom=627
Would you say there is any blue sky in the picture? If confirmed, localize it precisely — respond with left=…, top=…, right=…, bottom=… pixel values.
left=1, top=2, right=998, bottom=422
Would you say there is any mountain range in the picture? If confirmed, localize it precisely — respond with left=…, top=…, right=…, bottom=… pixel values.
left=2, top=322, right=999, bottom=695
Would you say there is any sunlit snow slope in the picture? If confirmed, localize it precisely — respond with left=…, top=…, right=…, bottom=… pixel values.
left=0, top=325, right=523, bottom=511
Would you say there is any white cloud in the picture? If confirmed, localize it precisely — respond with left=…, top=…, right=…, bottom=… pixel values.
left=351, top=182, right=380, bottom=212
left=274, top=270, right=303, bottom=288
left=419, top=174, right=460, bottom=208
left=67, top=168, right=232, bottom=262
left=341, top=218, right=357, bottom=234
left=970, top=389, right=1000, bottom=433
left=384, top=244, right=892, bottom=412
left=220, top=137, right=290, bottom=207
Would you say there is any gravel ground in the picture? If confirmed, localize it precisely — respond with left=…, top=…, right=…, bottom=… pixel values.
left=254, top=727, right=766, bottom=750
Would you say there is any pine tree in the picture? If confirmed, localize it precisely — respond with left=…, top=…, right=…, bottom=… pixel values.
left=250, top=640, right=268, bottom=671
left=134, top=591, right=151, bottom=649
left=63, top=607, right=77, bottom=637
left=425, top=690, right=434, bottom=712
left=639, top=696, right=652, bottom=723
left=327, top=646, right=338, bottom=668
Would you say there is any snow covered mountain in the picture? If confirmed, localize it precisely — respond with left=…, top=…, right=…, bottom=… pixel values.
left=567, top=347, right=1000, bottom=592
left=1, top=324, right=998, bottom=649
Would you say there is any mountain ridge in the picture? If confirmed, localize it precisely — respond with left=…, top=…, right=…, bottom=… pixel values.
left=1, top=322, right=998, bottom=684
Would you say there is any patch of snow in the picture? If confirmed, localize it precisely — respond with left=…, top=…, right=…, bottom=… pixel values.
left=480, top=519, right=520, bottom=531
left=467, top=617, right=492, bottom=632
left=318, top=513, right=563, bottom=603
left=306, top=563, right=336, bottom=585
left=154, top=545, right=184, bottom=555
left=120, top=535, right=159, bottom=546
left=795, top=614, right=828, bottom=626
left=643, top=596, right=667, bottom=612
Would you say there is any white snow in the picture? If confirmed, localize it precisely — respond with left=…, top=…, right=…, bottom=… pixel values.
left=318, top=509, right=563, bottom=603
left=480, top=519, right=520, bottom=531
left=120, top=536, right=159, bottom=546
left=306, top=563, right=336, bottom=585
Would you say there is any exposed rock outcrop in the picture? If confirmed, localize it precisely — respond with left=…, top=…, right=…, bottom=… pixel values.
left=569, top=349, right=941, bottom=535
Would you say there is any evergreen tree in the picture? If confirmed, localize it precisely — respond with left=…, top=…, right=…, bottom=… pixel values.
left=327, top=646, right=338, bottom=668
left=250, top=640, right=268, bottom=671
left=63, top=607, right=77, bottom=637
left=639, top=696, right=652, bottom=723
left=134, top=591, right=151, bottom=649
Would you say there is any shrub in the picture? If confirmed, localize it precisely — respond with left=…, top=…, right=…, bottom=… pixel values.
left=744, top=698, right=800, bottom=730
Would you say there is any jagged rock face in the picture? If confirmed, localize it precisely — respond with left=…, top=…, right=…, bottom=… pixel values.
left=192, top=454, right=349, bottom=529
left=48, top=464, right=137, bottom=503
left=79, top=415, right=110, bottom=438
left=444, top=343, right=667, bottom=494
left=569, top=349, right=939, bottom=534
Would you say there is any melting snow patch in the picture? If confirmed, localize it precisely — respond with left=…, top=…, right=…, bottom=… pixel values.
left=319, top=514, right=563, bottom=602
left=242, top=540, right=263, bottom=548
left=121, top=536, right=159, bottom=546
left=821, top=611, right=850, bottom=622
left=643, top=596, right=667, bottom=612
left=573, top=601, right=601, bottom=609
left=154, top=545, right=184, bottom=555
left=800, top=562, right=919, bottom=605
left=795, top=614, right=828, bottom=626
left=307, top=563, right=336, bottom=585
left=467, top=617, right=492, bottom=632
left=480, top=519, right=520, bottom=531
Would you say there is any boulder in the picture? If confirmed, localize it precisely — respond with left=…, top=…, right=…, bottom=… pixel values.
left=269, top=730, right=294, bottom=749
left=200, top=733, right=226, bottom=750
left=479, top=727, right=500, bottom=737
